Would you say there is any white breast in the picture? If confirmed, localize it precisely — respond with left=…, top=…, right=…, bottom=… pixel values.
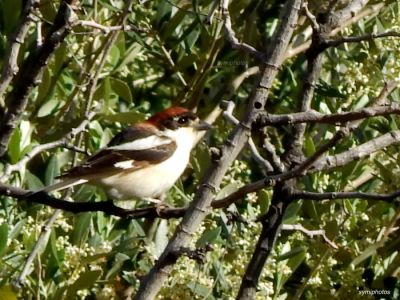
left=95, top=127, right=196, bottom=200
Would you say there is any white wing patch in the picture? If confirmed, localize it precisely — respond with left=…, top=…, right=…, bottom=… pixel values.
left=108, top=135, right=171, bottom=151
left=114, top=160, right=135, bottom=169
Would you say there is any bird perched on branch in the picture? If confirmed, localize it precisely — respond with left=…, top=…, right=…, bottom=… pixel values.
left=42, top=107, right=210, bottom=204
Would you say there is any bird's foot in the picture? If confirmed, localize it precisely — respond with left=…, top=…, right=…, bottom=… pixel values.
left=142, top=197, right=163, bottom=204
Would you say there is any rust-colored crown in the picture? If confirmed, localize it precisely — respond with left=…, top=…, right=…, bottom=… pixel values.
left=146, top=107, right=191, bottom=126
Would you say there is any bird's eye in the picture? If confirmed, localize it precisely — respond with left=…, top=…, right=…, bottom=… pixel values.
left=177, top=116, right=188, bottom=125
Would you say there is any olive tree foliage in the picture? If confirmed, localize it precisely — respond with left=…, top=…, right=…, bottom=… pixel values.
left=0, top=0, right=399, bottom=299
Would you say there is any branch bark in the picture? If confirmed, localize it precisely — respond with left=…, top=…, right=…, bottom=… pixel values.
left=134, top=1, right=302, bottom=299
left=293, top=189, right=400, bottom=202
left=0, top=182, right=186, bottom=219
left=255, top=102, right=400, bottom=128
left=221, top=0, right=265, bottom=61
left=237, top=1, right=371, bottom=299
left=0, top=0, right=77, bottom=157
left=0, top=0, right=38, bottom=103
left=309, top=130, right=400, bottom=172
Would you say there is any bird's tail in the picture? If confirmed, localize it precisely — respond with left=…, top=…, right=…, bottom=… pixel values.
left=40, top=178, right=88, bottom=194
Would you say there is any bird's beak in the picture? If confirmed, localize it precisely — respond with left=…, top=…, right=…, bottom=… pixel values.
left=193, top=120, right=211, bottom=131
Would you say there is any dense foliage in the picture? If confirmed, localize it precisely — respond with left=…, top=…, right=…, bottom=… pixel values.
left=0, top=0, right=399, bottom=299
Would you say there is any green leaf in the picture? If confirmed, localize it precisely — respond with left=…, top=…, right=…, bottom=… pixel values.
left=107, top=45, right=120, bottom=67
left=1, top=0, right=21, bottom=35
left=37, top=98, right=60, bottom=118
left=45, top=156, right=59, bottom=185
left=0, top=285, right=17, bottom=300
left=110, top=78, right=133, bottom=103
left=283, top=201, right=302, bottom=224
left=258, top=190, right=271, bottom=215
left=277, top=246, right=306, bottom=262
left=8, top=128, right=21, bottom=164
left=353, top=94, right=369, bottom=110
left=72, top=214, right=92, bottom=246
left=196, top=227, right=221, bottom=248
left=155, top=220, right=168, bottom=257
left=25, top=170, right=44, bottom=191
left=216, top=183, right=240, bottom=200
left=0, top=223, right=9, bottom=257
left=187, top=282, right=214, bottom=299
left=100, top=128, right=113, bottom=148
left=50, top=230, right=61, bottom=267
left=374, top=159, right=393, bottom=184
left=316, top=80, right=346, bottom=99
left=38, top=0, right=56, bottom=22
left=9, top=219, right=26, bottom=240
left=304, top=136, right=315, bottom=157
left=101, top=111, right=144, bottom=123
left=37, top=68, right=52, bottom=103
left=65, top=270, right=101, bottom=299
left=114, top=42, right=142, bottom=72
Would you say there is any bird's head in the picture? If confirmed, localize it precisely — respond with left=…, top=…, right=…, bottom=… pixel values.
left=145, top=106, right=211, bottom=145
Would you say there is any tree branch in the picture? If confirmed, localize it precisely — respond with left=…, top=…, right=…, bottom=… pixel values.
left=330, top=0, right=370, bottom=29
left=72, top=20, right=148, bottom=34
left=255, top=102, right=400, bottom=128
left=0, top=0, right=38, bottom=103
left=293, top=189, right=400, bottom=203
left=0, top=0, right=77, bottom=157
left=0, top=182, right=186, bottom=219
left=0, top=112, right=95, bottom=181
left=310, top=130, right=400, bottom=172
left=221, top=0, right=265, bottom=61
left=234, top=1, right=303, bottom=299
left=221, top=101, right=273, bottom=172
left=134, top=0, right=303, bottom=299
left=286, top=2, right=383, bottom=59
left=282, top=224, right=338, bottom=249
left=326, top=30, right=400, bottom=47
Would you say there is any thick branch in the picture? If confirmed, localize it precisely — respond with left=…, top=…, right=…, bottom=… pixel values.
left=330, top=0, right=370, bottom=29
left=237, top=194, right=289, bottom=300
left=0, top=182, right=185, bottom=219
left=255, top=102, right=400, bottom=128
left=0, top=0, right=38, bottom=102
left=134, top=1, right=302, bottom=299
left=287, top=1, right=381, bottom=58
left=0, top=0, right=77, bottom=157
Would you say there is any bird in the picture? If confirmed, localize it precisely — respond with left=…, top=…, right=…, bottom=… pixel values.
left=41, top=106, right=211, bottom=204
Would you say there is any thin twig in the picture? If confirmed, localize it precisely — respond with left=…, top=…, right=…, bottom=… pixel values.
left=0, top=0, right=78, bottom=157
left=1, top=112, right=95, bottom=181
left=293, top=189, right=400, bottom=203
left=303, top=2, right=319, bottom=31
left=13, top=210, right=62, bottom=287
left=83, top=0, right=135, bottom=116
left=221, top=101, right=273, bottom=172
left=282, top=224, right=338, bottom=249
left=326, top=30, right=400, bottom=46
left=72, top=20, right=149, bottom=34
left=221, top=0, right=265, bottom=61
left=205, top=0, right=219, bottom=25
left=286, top=3, right=384, bottom=58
